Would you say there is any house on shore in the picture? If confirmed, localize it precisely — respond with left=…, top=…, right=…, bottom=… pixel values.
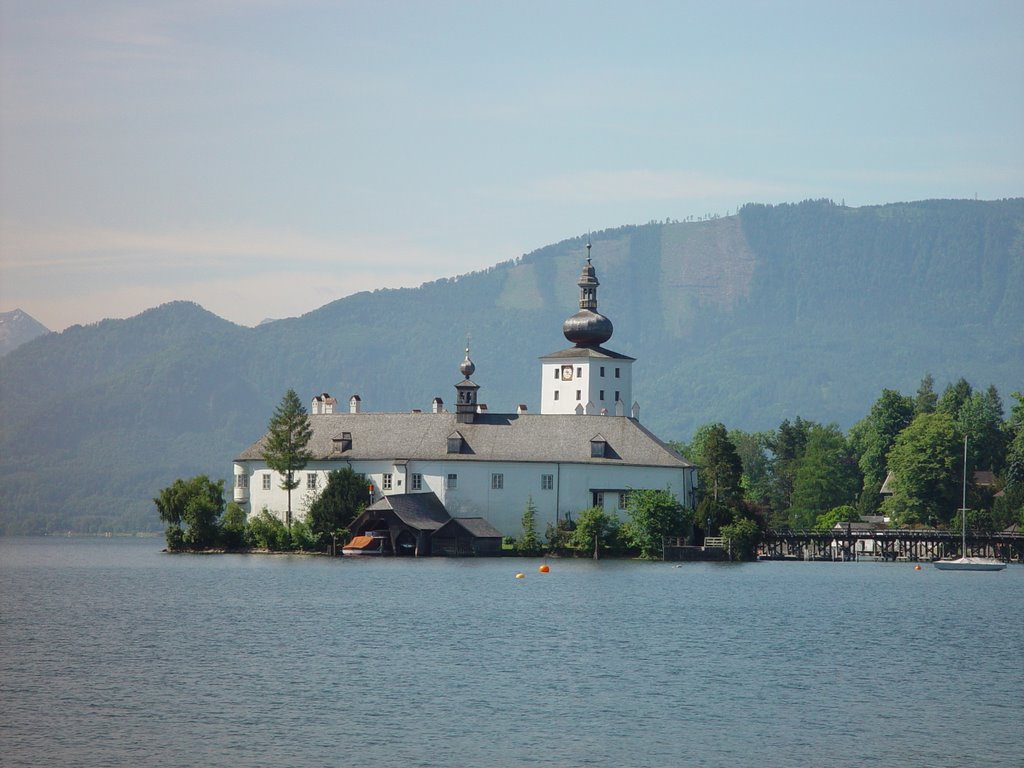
left=232, top=245, right=696, bottom=551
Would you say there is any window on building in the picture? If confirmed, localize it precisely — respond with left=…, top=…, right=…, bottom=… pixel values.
left=592, top=491, right=605, bottom=507
left=591, top=439, right=607, bottom=458
left=411, top=473, right=422, bottom=491
left=235, top=474, right=248, bottom=489
left=618, top=492, right=629, bottom=510
left=446, top=473, right=458, bottom=490
left=576, top=390, right=582, bottom=401
left=382, top=473, right=393, bottom=491
left=615, top=390, right=620, bottom=402
left=447, top=431, right=463, bottom=454
left=576, top=367, right=583, bottom=377
left=541, top=474, right=554, bottom=490
left=615, top=367, right=621, bottom=378
left=599, top=390, right=605, bottom=401
left=491, top=473, right=504, bottom=490
left=553, top=368, right=559, bottom=379
left=600, top=366, right=605, bottom=377
left=307, top=473, right=317, bottom=490
left=262, top=474, right=271, bottom=490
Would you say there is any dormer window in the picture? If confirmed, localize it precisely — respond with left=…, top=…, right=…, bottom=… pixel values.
left=590, top=435, right=608, bottom=458
left=447, top=431, right=464, bottom=454
left=332, top=432, right=352, bottom=453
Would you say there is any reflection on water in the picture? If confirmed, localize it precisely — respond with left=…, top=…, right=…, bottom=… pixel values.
left=2, top=537, right=1022, bottom=768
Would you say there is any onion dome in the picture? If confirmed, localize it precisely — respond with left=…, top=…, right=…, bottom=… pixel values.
left=562, top=245, right=613, bottom=346
left=563, top=309, right=613, bottom=346
left=459, top=347, right=476, bottom=377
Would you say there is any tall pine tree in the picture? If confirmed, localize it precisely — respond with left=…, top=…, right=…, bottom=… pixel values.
left=262, top=389, right=313, bottom=532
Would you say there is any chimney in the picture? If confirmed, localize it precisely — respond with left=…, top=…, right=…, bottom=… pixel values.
left=432, top=397, right=444, bottom=414
left=516, top=404, right=528, bottom=415
left=631, top=401, right=640, bottom=420
left=349, top=394, right=361, bottom=414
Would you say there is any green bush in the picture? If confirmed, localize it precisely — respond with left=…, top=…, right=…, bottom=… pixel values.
left=720, top=517, right=761, bottom=561
left=247, top=509, right=289, bottom=550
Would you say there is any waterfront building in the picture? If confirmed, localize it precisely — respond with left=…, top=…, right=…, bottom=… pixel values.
left=232, top=247, right=696, bottom=544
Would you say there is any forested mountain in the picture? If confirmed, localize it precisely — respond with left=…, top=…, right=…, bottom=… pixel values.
left=0, top=309, right=49, bottom=357
left=1, top=198, right=1022, bottom=533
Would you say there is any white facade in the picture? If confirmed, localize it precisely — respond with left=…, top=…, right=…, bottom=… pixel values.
left=235, top=445, right=693, bottom=539
left=540, top=354, right=634, bottom=415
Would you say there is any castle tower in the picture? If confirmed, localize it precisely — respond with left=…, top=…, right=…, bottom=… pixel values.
left=454, top=347, right=480, bottom=424
left=540, top=242, right=635, bottom=416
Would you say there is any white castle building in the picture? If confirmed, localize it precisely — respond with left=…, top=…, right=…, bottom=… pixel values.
left=233, top=247, right=696, bottom=545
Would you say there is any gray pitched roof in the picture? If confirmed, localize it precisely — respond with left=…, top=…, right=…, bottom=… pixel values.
left=365, top=492, right=450, bottom=530
left=539, top=345, right=635, bottom=361
left=237, top=411, right=691, bottom=468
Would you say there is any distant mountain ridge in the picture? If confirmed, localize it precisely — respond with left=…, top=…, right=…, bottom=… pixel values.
left=1, top=198, right=1022, bottom=534
left=0, top=309, right=49, bottom=357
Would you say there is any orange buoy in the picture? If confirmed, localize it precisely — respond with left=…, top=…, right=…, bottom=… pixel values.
left=914, top=565, right=922, bottom=570
left=515, top=572, right=525, bottom=579
left=539, top=564, right=550, bottom=573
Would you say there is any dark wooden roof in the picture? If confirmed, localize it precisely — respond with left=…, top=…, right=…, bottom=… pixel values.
left=358, top=492, right=450, bottom=532
left=436, top=517, right=504, bottom=539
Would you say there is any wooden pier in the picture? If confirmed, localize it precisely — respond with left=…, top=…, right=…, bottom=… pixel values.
left=761, top=528, right=1024, bottom=563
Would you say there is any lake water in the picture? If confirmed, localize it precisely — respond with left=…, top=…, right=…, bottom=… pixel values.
left=1, top=537, right=1021, bottom=768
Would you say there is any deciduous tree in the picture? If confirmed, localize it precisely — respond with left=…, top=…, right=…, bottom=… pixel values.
left=788, top=424, right=861, bottom=528
left=154, top=475, right=225, bottom=550
left=568, top=505, right=621, bottom=554
left=880, top=411, right=960, bottom=526
left=850, top=389, right=914, bottom=489
left=622, top=489, right=688, bottom=559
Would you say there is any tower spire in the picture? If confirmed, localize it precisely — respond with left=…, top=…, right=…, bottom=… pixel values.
left=562, top=240, right=612, bottom=346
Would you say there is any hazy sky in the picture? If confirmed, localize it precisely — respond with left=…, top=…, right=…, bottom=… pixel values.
left=2, top=1, right=1021, bottom=331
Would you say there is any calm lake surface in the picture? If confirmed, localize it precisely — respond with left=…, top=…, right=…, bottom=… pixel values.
left=1, top=537, right=1021, bottom=768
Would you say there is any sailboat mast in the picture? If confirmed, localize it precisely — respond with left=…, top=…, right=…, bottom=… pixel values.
left=961, top=435, right=968, bottom=556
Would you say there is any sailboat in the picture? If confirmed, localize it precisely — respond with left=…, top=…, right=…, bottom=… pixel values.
left=934, top=436, right=1006, bottom=571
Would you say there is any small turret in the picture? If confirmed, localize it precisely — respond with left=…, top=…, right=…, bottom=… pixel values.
left=454, top=347, right=480, bottom=424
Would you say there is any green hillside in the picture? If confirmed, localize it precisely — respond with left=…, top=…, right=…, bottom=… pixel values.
left=1, top=198, right=1022, bottom=533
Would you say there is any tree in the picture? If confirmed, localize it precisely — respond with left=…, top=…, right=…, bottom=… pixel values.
left=880, top=411, right=960, bottom=526
left=516, top=496, right=544, bottom=555
left=545, top=514, right=574, bottom=551
left=220, top=501, right=248, bottom=549
left=766, top=417, right=811, bottom=513
left=956, top=388, right=1006, bottom=473
left=938, top=377, right=973, bottom=417
left=622, top=489, right=688, bottom=559
left=154, top=475, right=225, bottom=550
left=850, top=389, right=914, bottom=490
left=914, top=373, right=938, bottom=416
left=696, top=423, right=744, bottom=504
left=814, top=504, right=859, bottom=531
left=729, top=429, right=774, bottom=506
left=720, top=517, right=760, bottom=561
left=306, top=467, right=366, bottom=545
left=261, top=389, right=313, bottom=533
left=568, top=506, right=621, bottom=554
left=789, top=424, right=861, bottom=528
left=247, top=509, right=289, bottom=550
left=999, top=392, right=1024, bottom=522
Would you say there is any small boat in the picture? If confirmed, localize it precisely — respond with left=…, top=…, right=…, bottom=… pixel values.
left=934, top=437, right=1006, bottom=571
left=341, top=530, right=390, bottom=555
